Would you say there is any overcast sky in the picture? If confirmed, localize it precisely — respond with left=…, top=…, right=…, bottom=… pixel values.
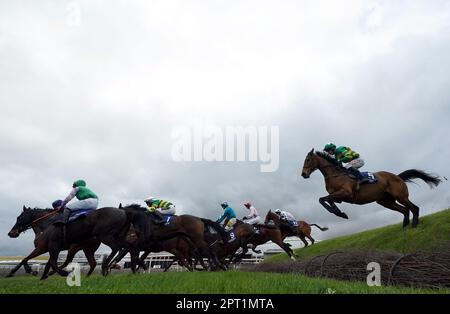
left=1, top=0, right=449, bottom=256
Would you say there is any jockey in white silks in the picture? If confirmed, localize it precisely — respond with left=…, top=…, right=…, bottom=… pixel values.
left=274, top=208, right=296, bottom=224
left=243, top=202, right=263, bottom=225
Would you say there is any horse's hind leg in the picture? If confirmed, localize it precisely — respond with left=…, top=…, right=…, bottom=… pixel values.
left=306, top=235, right=315, bottom=245
left=48, top=245, right=79, bottom=276
left=137, top=250, right=150, bottom=271
left=40, top=262, right=52, bottom=280
left=299, top=235, right=308, bottom=247
left=84, top=246, right=99, bottom=276
left=101, top=249, right=119, bottom=276
left=398, top=197, right=420, bottom=228
left=377, top=197, right=410, bottom=228
left=49, top=242, right=69, bottom=277
left=23, top=261, right=34, bottom=275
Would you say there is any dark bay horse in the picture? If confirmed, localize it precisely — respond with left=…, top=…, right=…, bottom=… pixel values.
left=201, top=219, right=257, bottom=267
left=119, top=204, right=225, bottom=271
left=8, top=206, right=132, bottom=279
left=7, top=206, right=100, bottom=277
left=107, top=224, right=197, bottom=273
left=301, top=149, right=442, bottom=227
left=264, top=210, right=328, bottom=247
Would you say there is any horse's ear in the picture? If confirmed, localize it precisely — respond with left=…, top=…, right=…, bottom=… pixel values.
left=119, top=203, right=122, bottom=209
left=23, top=205, right=26, bottom=211
left=310, top=148, right=314, bottom=154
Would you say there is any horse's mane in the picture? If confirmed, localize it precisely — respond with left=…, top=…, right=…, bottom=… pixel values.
left=31, top=207, right=54, bottom=213
left=123, top=203, right=147, bottom=211
left=315, top=151, right=347, bottom=171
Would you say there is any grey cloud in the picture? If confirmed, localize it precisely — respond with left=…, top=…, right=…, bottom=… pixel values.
left=1, top=1, right=449, bottom=255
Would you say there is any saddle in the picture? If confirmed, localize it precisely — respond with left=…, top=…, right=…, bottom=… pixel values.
left=346, top=169, right=378, bottom=184
left=226, top=230, right=236, bottom=243
left=280, top=220, right=298, bottom=235
left=151, top=213, right=175, bottom=226
left=68, top=208, right=95, bottom=223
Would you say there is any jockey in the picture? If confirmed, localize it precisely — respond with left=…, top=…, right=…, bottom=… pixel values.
left=323, top=143, right=337, bottom=158
left=52, top=200, right=63, bottom=210
left=274, top=208, right=296, bottom=223
left=144, top=197, right=176, bottom=224
left=58, top=180, right=99, bottom=224
left=324, top=143, right=365, bottom=180
left=243, top=202, right=263, bottom=225
left=216, top=202, right=237, bottom=231
left=274, top=208, right=298, bottom=233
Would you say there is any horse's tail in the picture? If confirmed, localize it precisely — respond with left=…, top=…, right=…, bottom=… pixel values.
left=398, top=169, right=442, bottom=188
left=201, top=218, right=228, bottom=242
left=309, top=224, right=329, bottom=231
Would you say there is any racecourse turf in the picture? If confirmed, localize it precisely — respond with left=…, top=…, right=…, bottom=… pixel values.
left=0, top=271, right=449, bottom=294
left=1, top=209, right=448, bottom=294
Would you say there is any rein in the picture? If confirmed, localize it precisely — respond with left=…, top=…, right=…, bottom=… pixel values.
left=319, top=164, right=349, bottom=180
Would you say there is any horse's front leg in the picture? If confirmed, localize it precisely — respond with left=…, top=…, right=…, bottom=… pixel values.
left=319, top=191, right=350, bottom=219
left=6, top=247, right=45, bottom=277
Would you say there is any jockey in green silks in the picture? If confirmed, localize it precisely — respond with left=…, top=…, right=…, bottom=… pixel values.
left=144, top=197, right=176, bottom=225
left=323, top=143, right=365, bottom=180
left=57, top=180, right=99, bottom=224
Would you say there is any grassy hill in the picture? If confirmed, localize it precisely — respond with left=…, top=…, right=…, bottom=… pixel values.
left=266, top=209, right=450, bottom=263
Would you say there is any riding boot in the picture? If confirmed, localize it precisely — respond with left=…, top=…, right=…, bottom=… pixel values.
left=63, top=208, right=71, bottom=224
left=348, top=167, right=362, bottom=181
left=152, top=211, right=166, bottom=225
left=62, top=208, right=71, bottom=246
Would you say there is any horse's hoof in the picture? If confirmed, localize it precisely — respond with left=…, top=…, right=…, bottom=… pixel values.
left=5, top=273, right=13, bottom=278
left=290, top=256, right=296, bottom=261
left=340, top=212, right=349, bottom=219
left=31, top=271, right=38, bottom=276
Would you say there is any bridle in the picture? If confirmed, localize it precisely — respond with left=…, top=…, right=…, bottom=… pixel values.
left=19, top=209, right=61, bottom=233
left=304, top=157, right=349, bottom=180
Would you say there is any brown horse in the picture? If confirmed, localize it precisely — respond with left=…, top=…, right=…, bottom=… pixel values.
left=246, top=224, right=296, bottom=260
left=264, top=210, right=328, bottom=247
left=202, top=219, right=257, bottom=266
left=108, top=225, right=196, bottom=272
left=301, top=149, right=442, bottom=228
left=120, top=204, right=226, bottom=271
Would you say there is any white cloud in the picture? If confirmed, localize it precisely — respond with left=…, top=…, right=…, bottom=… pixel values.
left=1, top=0, right=449, bottom=255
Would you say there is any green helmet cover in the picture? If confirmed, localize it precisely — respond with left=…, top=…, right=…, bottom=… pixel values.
left=73, top=180, right=87, bottom=188
left=324, top=143, right=336, bottom=151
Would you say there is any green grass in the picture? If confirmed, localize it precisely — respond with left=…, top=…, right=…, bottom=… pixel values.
left=0, top=271, right=448, bottom=294
left=266, top=209, right=450, bottom=263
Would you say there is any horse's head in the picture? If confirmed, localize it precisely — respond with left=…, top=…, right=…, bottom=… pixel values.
left=8, top=206, right=34, bottom=238
left=264, top=210, right=281, bottom=225
left=301, top=148, right=320, bottom=178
